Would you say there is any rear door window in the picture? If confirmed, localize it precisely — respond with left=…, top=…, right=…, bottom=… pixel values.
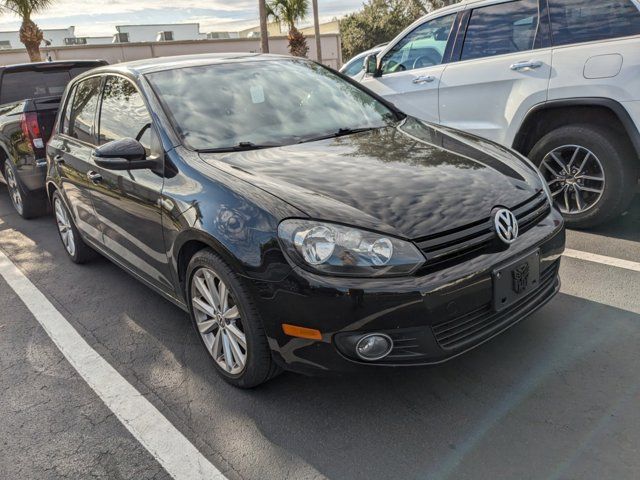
left=67, top=77, right=102, bottom=144
left=461, top=0, right=540, bottom=61
left=549, top=0, right=640, bottom=46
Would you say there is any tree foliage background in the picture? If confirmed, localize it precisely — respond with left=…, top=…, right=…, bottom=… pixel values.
left=339, top=0, right=460, bottom=60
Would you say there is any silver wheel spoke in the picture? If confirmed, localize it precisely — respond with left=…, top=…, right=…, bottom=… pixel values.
left=574, top=185, right=584, bottom=211
left=549, top=152, right=568, bottom=174
left=576, top=185, right=603, bottom=194
left=193, top=297, right=215, bottom=317
left=563, top=186, right=571, bottom=212
left=203, top=271, right=221, bottom=311
left=194, top=276, right=216, bottom=311
left=576, top=151, right=591, bottom=174
left=577, top=175, right=604, bottom=182
left=227, top=332, right=245, bottom=368
left=212, top=330, right=222, bottom=359
left=221, top=332, right=233, bottom=370
left=222, top=305, right=240, bottom=321
left=197, top=318, right=217, bottom=335
left=226, top=324, right=247, bottom=349
left=218, top=282, right=228, bottom=312
left=541, top=159, right=561, bottom=178
left=566, top=147, right=581, bottom=169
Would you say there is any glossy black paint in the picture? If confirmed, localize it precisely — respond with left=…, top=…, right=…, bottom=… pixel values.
left=46, top=54, right=565, bottom=374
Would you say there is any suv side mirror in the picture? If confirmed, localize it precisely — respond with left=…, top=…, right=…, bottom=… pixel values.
left=364, top=54, right=381, bottom=77
left=93, top=138, right=156, bottom=171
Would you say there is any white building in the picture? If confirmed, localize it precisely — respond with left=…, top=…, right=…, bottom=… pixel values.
left=114, top=23, right=205, bottom=43
left=0, top=26, right=77, bottom=49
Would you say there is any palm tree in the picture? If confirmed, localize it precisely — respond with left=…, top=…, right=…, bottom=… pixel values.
left=311, top=0, right=321, bottom=63
left=1, top=0, right=53, bottom=62
left=258, top=0, right=270, bottom=53
left=267, top=0, right=310, bottom=58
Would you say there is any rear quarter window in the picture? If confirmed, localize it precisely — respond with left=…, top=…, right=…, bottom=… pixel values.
left=549, top=0, right=640, bottom=46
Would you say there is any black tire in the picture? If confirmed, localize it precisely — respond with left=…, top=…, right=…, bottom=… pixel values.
left=51, top=190, right=97, bottom=264
left=186, top=248, right=281, bottom=388
left=529, top=124, right=638, bottom=229
left=3, top=159, right=48, bottom=219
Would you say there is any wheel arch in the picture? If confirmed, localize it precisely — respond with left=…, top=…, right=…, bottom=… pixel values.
left=512, top=98, right=640, bottom=165
left=173, top=229, right=247, bottom=298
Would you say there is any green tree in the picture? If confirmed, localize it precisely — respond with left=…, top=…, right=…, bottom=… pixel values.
left=267, top=0, right=310, bottom=58
left=1, top=0, right=54, bottom=62
left=339, top=0, right=460, bottom=61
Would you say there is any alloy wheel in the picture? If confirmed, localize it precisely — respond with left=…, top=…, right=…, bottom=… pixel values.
left=5, top=165, right=23, bottom=215
left=191, top=268, right=247, bottom=375
left=539, top=145, right=605, bottom=215
left=54, top=198, right=76, bottom=257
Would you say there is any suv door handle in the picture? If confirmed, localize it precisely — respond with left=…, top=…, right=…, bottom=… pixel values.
left=53, top=155, right=64, bottom=165
left=510, top=60, right=543, bottom=71
left=412, top=75, right=436, bottom=84
left=87, top=171, right=102, bottom=184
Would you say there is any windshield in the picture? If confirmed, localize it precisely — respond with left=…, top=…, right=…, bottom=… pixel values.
left=146, top=59, right=398, bottom=151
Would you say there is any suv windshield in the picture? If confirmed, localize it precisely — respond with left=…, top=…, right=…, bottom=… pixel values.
left=146, top=59, right=399, bottom=151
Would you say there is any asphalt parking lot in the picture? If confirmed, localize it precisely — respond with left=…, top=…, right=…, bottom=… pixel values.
left=1, top=186, right=639, bottom=480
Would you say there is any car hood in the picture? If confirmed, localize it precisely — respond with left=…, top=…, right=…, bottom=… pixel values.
left=198, top=118, right=543, bottom=240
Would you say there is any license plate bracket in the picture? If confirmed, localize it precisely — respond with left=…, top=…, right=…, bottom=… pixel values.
left=493, top=250, right=541, bottom=312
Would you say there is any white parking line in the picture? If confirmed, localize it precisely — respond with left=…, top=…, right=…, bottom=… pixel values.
left=564, top=248, right=640, bottom=273
left=0, top=249, right=227, bottom=480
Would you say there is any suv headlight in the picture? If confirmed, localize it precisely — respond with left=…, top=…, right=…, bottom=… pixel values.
left=277, top=219, right=425, bottom=277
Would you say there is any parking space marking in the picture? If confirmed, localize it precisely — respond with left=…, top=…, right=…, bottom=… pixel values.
left=564, top=248, right=640, bottom=273
left=0, top=248, right=227, bottom=480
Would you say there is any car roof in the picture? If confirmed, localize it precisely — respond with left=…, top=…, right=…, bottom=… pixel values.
left=85, top=53, right=295, bottom=77
left=0, top=59, right=107, bottom=73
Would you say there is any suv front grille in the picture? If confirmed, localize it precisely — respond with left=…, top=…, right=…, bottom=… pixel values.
left=415, top=191, right=550, bottom=268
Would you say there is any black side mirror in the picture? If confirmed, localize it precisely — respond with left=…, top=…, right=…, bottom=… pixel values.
left=93, top=138, right=156, bottom=171
left=364, top=54, right=381, bottom=77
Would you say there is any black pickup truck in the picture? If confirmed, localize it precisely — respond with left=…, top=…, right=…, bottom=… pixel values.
left=0, top=60, right=106, bottom=218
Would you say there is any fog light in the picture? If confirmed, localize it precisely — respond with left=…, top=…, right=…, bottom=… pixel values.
left=355, top=333, right=393, bottom=361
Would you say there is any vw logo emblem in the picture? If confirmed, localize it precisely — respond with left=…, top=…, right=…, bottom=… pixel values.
left=493, top=208, right=519, bottom=244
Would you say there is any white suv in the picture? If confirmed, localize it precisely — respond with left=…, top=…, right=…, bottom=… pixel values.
left=359, top=0, right=640, bottom=228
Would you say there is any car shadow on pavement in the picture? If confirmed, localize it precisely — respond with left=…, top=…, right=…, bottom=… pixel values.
left=1, top=185, right=639, bottom=480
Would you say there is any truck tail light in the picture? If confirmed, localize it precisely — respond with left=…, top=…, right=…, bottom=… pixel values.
left=20, top=112, right=44, bottom=150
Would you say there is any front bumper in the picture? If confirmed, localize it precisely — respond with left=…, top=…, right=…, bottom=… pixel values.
left=252, top=208, right=565, bottom=375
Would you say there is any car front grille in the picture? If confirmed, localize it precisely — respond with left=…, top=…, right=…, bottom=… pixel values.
left=431, top=260, right=560, bottom=351
left=415, top=191, right=551, bottom=269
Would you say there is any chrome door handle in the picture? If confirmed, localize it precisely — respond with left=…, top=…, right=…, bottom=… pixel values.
left=53, top=155, right=64, bottom=165
left=412, top=75, right=436, bottom=84
left=87, top=171, right=102, bottom=184
left=510, top=60, right=543, bottom=71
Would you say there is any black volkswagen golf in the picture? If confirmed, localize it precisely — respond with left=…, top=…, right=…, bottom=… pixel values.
left=46, top=54, right=565, bottom=387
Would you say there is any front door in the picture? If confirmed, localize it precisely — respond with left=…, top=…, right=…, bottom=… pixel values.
left=438, top=0, right=552, bottom=146
left=360, top=13, right=458, bottom=124
left=48, top=76, right=104, bottom=245
left=91, top=75, right=172, bottom=293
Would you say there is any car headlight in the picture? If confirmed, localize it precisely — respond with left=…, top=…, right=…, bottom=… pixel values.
left=277, top=219, right=425, bottom=277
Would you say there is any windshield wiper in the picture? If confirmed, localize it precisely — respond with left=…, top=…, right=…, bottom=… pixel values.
left=296, top=127, right=380, bottom=144
left=197, top=142, right=281, bottom=153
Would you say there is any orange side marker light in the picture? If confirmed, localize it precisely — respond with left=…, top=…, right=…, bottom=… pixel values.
left=282, top=324, right=322, bottom=340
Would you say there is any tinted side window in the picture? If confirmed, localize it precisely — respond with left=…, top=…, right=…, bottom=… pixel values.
left=98, top=76, right=152, bottom=152
left=343, top=55, right=367, bottom=77
left=68, top=77, right=102, bottom=144
left=61, top=84, right=77, bottom=135
left=381, top=14, right=456, bottom=74
left=461, top=0, right=539, bottom=61
left=549, top=0, right=640, bottom=46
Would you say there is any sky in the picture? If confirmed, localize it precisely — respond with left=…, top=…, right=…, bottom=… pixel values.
left=0, top=0, right=365, bottom=37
